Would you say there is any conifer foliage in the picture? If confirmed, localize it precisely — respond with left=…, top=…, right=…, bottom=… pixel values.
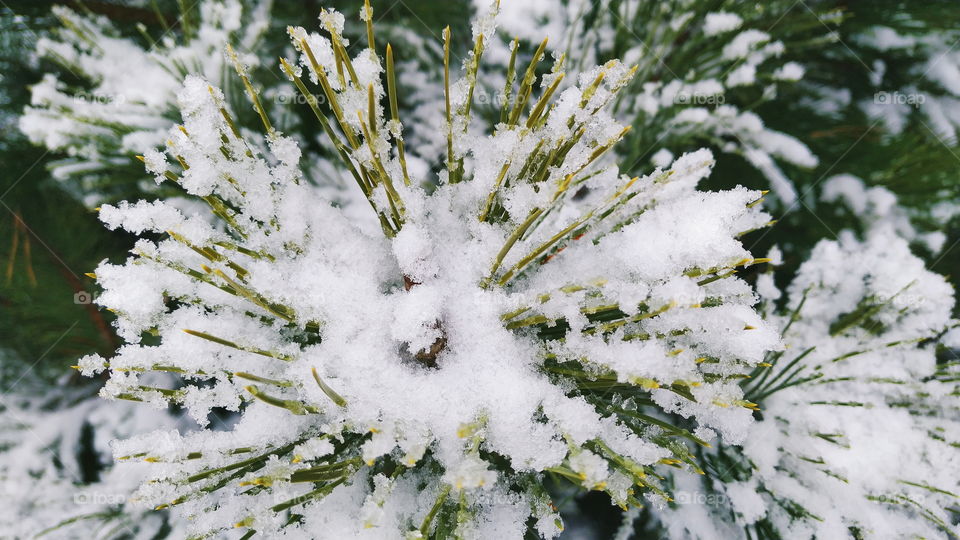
left=1, top=0, right=958, bottom=538
left=80, top=4, right=788, bottom=537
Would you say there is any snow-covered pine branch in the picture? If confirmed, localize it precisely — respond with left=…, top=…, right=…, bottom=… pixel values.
left=656, top=231, right=960, bottom=538
left=18, top=0, right=278, bottom=205
left=0, top=382, right=184, bottom=538
left=80, top=4, right=780, bottom=538
left=477, top=0, right=835, bottom=206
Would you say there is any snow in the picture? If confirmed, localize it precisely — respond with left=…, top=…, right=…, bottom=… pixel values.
left=722, top=30, right=771, bottom=60
left=659, top=229, right=959, bottom=539
left=78, top=6, right=786, bottom=536
left=471, top=0, right=818, bottom=207
left=651, top=148, right=674, bottom=168
left=13, top=1, right=959, bottom=539
left=18, top=1, right=276, bottom=206
left=703, top=13, right=743, bottom=37
left=773, top=62, right=805, bottom=81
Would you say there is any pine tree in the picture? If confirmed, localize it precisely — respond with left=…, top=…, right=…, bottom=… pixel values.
left=2, top=1, right=959, bottom=538
left=79, top=5, right=783, bottom=537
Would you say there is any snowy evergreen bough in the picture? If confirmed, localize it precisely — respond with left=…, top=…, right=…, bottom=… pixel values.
left=480, top=0, right=837, bottom=205
left=79, top=4, right=785, bottom=537
left=19, top=0, right=275, bottom=205
left=0, top=385, right=183, bottom=538
left=799, top=5, right=960, bottom=260
left=656, top=232, right=960, bottom=539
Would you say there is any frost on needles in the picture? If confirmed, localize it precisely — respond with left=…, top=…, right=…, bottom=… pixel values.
left=78, top=4, right=781, bottom=538
left=19, top=0, right=279, bottom=205
left=480, top=0, right=825, bottom=206
left=660, top=232, right=960, bottom=538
